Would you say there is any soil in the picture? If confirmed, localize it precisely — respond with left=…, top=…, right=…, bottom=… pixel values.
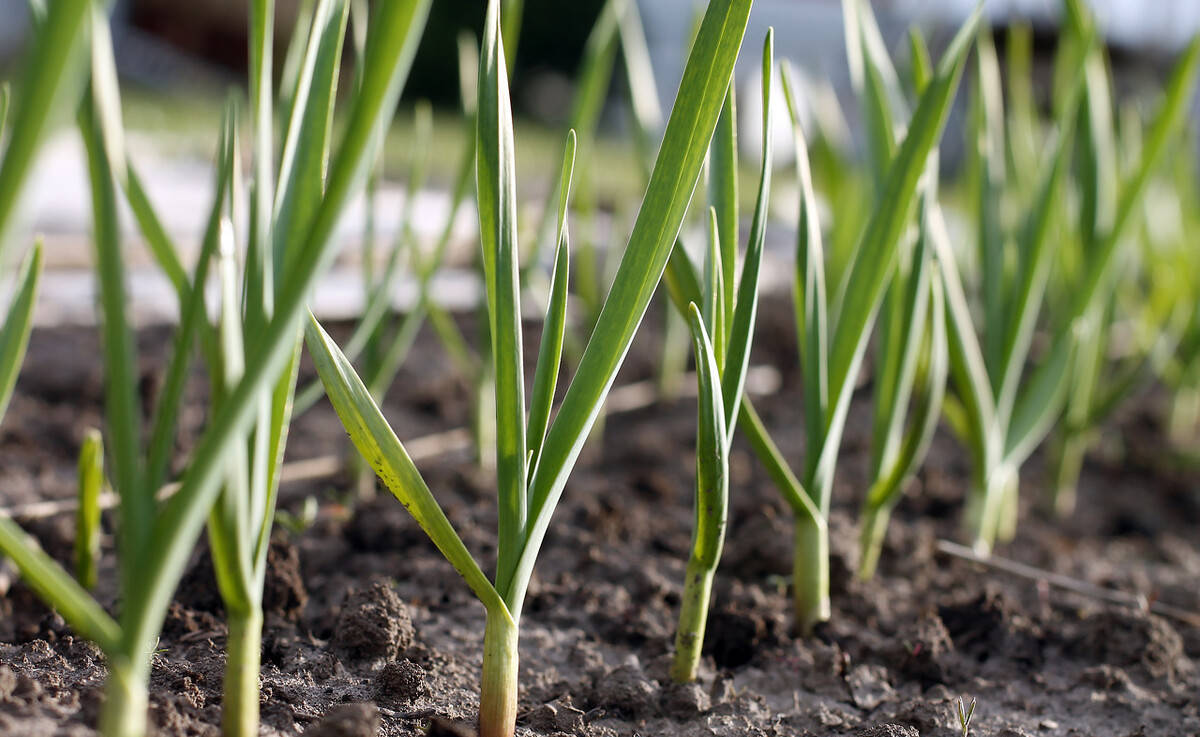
left=1, top=295, right=1197, bottom=737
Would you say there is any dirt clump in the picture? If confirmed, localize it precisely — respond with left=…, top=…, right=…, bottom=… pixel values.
left=332, top=581, right=414, bottom=661
left=372, top=658, right=429, bottom=708
left=1071, top=609, right=1188, bottom=684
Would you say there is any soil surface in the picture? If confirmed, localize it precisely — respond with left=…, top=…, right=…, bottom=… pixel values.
left=1, top=296, right=1197, bottom=737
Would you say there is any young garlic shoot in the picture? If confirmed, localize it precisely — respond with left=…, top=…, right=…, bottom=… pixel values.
left=775, top=9, right=975, bottom=632
left=672, top=300, right=729, bottom=684
left=858, top=197, right=948, bottom=579
left=838, top=8, right=949, bottom=581
left=0, top=240, right=42, bottom=430
left=935, top=15, right=1200, bottom=553
left=0, top=2, right=432, bottom=735
left=75, top=429, right=105, bottom=591
left=671, top=30, right=773, bottom=684
left=303, top=2, right=753, bottom=733
left=655, top=9, right=977, bottom=634
left=957, top=696, right=977, bottom=737
left=1047, top=0, right=1200, bottom=515
left=930, top=25, right=1085, bottom=553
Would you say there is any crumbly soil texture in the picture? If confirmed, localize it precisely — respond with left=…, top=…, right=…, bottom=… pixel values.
left=1, top=297, right=1197, bottom=737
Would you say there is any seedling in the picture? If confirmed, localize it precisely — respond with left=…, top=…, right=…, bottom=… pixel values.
left=0, top=3, right=431, bottom=736
left=774, top=7, right=976, bottom=631
left=956, top=696, right=976, bottom=736
left=671, top=30, right=774, bottom=684
left=652, top=0, right=976, bottom=634
left=304, top=1, right=753, bottom=733
left=932, top=8, right=1200, bottom=552
left=839, top=10, right=948, bottom=581
left=1045, top=2, right=1200, bottom=515
left=75, top=429, right=104, bottom=591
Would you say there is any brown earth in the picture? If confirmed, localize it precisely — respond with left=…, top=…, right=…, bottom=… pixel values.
left=0, top=296, right=1197, bottom=736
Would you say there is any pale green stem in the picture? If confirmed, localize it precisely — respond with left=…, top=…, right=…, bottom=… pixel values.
left=99, top=657, right=149, bottom=737
left=969, top=465, right=1013, bottom=556
left=478, top=609, right=518, bottom=737
left=996, top=470, right=1019, bottom=544
left=1168, top=385, right=1199, bottom=446
left=1050, top=431, right=1087, bottom=518
left=223, top=608, right=263, bottom=737
left=670, top=557, right=715, bottom=683
left=857, top=503, right=892, bottom=581
left=793, top=513, right=830, bottom=635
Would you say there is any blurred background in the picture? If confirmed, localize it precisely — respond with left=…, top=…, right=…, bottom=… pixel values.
left=1, top=0, right=1198, bottom=324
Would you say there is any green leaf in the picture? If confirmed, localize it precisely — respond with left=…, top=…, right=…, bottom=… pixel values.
left=207, top=218, right=257, bottom=615
left=843, top=0, right=906, bottom=186
left=780, top=63, right=828, bottom=479
left=908, top=26, right=932, bottom=95
left=246, top=0, right=277, bottom=330
left=709, top=82, right=738, bottom=331
left=817, top=11, right=978, bottom=507
left=0, top=84, right=9, bottom=138
left=722, top=29, right=773, bottom=435
left=867, top=261, right=948, bottom=510
left=516, top=0, right=754, bottom=618
left=527, top=131, right=576, bottom=484
left=686, top=302, right=728, bottom=568
left=274, top=0, right=350, bottom=275
left=478, top=0, right=529, bottom=600
left=702, top=207, right=725, bottom=363
left=501, top=0, right=524, bottom=73
left=973, top=27, right=1008, bottom=383
left=127, top=0, right=431, bottom=650
left=1069, top=37, right=1200, bottom=322
left=737, top=400, right=819, bottom=520
left=279, top=0, right=317, bottom=118
left=617, top=0, right=663, bottom=164
left=0, top=0, right=90, bottom=251
left=81, top=91, right=149, bottom=577
left=305, top=314, right=509, bottom=619
left=993, top=91, right=1081, bottom=428
left=659, top=228, right=818, bottom=525
left=0, top=241, right=42, bottom=422
left=870, top=196, right=934, bottom=483
left=1076, top=51, right=1118, bottom=248
left=88, top=1, right=127, bottom=187
left=1005, top=23, right=1038, bottom=184
left=1004, top=336, right=1074, bottom=467
left=928, top=199, right=995, bottom=474
left=74, top=428, right=104, bottom=591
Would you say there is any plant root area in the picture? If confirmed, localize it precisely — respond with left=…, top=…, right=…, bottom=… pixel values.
left=1, top=298, right=1197, bottom=736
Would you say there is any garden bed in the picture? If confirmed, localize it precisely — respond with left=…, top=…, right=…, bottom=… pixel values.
left=1, top=297, right=1197, bottom=737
